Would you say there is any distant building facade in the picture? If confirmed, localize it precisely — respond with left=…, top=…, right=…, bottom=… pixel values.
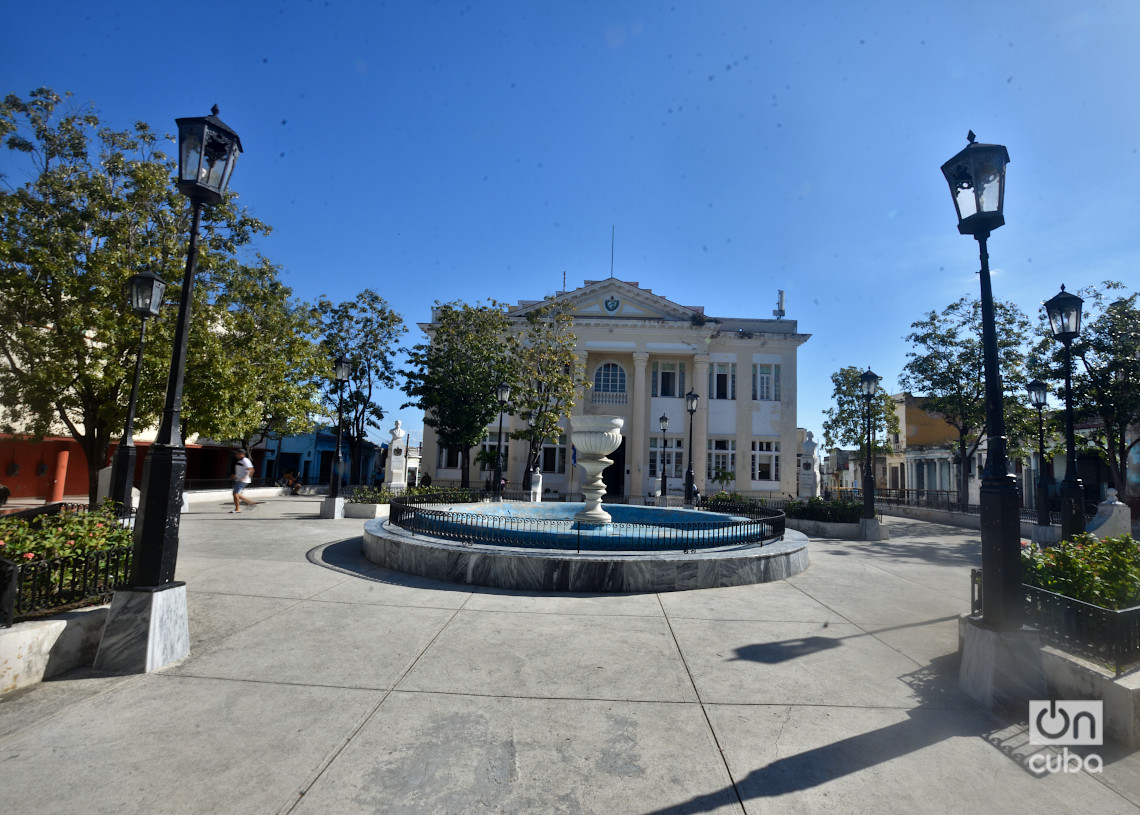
left=420, top=278, right=810, bottom=498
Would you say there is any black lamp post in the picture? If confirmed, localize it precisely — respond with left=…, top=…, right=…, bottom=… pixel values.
left=658, top=412, right=670, bottom=501
left=684, top=390, right=699, bottom=503
left=1027, top=378, right=1050, bottom=528
left=493, top=382, right=510, bottom=497
left=331, top=355, right=350, bottom=500
left=108, top=269, right=167, bottom=513
left=130, top=107, right=242, bottom=588
left=859, top=368, right=880, bottom=520
left=941, top=131, right=1020, bottom=630
left=1045, top=285, right=1085, bottom=541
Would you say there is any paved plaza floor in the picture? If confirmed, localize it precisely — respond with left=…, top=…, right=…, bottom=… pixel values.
left=2, top=496, right=1138, bottom=814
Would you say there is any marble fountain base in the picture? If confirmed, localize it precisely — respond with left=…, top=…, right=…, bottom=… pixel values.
left=362, top=520, right=809, bottom=593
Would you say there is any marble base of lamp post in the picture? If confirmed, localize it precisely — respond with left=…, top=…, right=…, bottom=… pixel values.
left=93, top=582, right=189, bottom=673
left=959, top=615, right=1046, bottom=710
left=320, top=496, right=345, bottom=519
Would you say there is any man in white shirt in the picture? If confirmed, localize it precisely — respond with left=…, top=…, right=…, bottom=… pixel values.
left=231, top=448, right=258, bottom=513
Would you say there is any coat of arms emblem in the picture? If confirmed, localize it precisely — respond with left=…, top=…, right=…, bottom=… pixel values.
left=604, top=298, right=619, bottom=312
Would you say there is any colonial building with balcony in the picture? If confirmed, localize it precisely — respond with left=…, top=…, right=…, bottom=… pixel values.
left=420, top=277, right=810, bottom=498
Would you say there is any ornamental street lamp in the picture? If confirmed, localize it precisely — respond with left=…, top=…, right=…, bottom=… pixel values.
left=108, top=269, right=167, bottom=514
left=131, top=106, right=242, bottom=588
left=1027, top=379, right=1050, bottom=528
left=1045, top=284, right=1085, bottom=541
left=941, top=131, right=1021, bottom=630
left=331, top=355, right=350, bottom=500
left=493, top=382, right=511, bottom=497
left=684, top=390, right=699, bottom=503
left=658, top=412, right=670, bottom=501
left=96, top=107, right=242, bottom=674
left=859, top=368, right=880, bottom=521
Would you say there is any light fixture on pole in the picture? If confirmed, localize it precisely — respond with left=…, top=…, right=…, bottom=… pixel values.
left=331, top=355, right=350, bottom=500
left=658, top=412, right=670, bottom=501
left=684, top=390, right=699, bottom=504
left=493, top=382, right=510, bottom=497
left=941, top=131, right=1021, bottom=631
left=1026, top=379, right=1050, bottom=529
left=108, top=269, right=167, bottom=514
left=859, top=368, right=880, bottom=521
left=1045, top=284, right=1085, bottom=541
left=96, top=106, right=242, bottom=674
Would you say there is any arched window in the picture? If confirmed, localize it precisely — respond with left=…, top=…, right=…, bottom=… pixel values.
left=592, top=362, right=628, bottom=404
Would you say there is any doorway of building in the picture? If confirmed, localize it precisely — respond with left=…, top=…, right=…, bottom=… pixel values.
left=602, top=437, right=626, bottom=498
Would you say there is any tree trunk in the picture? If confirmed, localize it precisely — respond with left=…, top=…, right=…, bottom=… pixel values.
left=957, top=436, right=968, bottom=512
left=459, top=447, right=471, bottom=488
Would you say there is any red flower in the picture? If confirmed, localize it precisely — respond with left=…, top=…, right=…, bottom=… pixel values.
left=22, top=552, right=35, bottom=559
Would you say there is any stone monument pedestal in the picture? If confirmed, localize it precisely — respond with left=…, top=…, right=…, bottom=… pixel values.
left=1087, top=488, right=1132, bottom=539
left=959, top=615, right=1046, bottom=710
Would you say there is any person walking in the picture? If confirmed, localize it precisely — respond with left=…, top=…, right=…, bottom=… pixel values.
left=231, top=448, right=259, bottom=513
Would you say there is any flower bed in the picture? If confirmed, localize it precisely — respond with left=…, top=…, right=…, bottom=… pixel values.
left=0, top=504, right=133, bottom=627
left=1022, top=533, right=1140, bottom=610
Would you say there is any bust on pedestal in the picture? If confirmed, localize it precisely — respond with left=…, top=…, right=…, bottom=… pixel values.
left=385, top=420, right=408, bottom=492
left=798, top=431, right=822, bottom=499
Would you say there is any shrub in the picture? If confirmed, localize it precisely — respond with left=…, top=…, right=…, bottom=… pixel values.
left=346, top=484, right=457, bottom=504
left=0, top=503, right=132, bottom=561
left=783, top=497, right=863, bottom=524
left=1022, top=534, right=1140, bottom=610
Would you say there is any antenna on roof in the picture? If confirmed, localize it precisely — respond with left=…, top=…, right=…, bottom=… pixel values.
left=773, top=290, right=786, bottom=319
left=562, top=270, right=566, bottom=292
left=610, top=225, right=615, bottom=278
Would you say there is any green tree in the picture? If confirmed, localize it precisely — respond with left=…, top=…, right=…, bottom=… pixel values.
left=898, top=296, right=1033, bottom=507
left=401, top=301, right=517, bottom=488
left=821, top=366, right=901, bottom=460
left=507, top=297, right=588, bottom=487
left=0, top=89, right=273, bottom=502
left=316, top=290, right=406, bottom=484
left=1031, top=282, right=1140, bottom=498
left=184, top=259, right=326, bottom=450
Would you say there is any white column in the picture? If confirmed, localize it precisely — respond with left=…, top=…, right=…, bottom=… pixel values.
left=631, top=351, right=649, bottom=497
left=693, top=354, right=710, bottom=494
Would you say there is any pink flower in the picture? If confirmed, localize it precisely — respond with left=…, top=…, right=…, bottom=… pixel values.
left=96, top=523, right=104, bottom=528
left=22, top=552, right=35, bottom=560
left=67, top=540, right=76, bottom=546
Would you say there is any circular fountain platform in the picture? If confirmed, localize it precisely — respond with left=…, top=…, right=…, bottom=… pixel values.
left=361, top=516, right=809, bottom=594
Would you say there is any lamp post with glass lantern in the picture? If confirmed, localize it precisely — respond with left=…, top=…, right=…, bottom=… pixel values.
left=1044, top=285, right=1085, bottom=541
left=96, top=107, right=242, bottom=674
left=1026, top=379, right=1051, bottom=529
left=859, top=369, right=880, bottom=521
left=658, top=413, right=670, bottom=502
left=684, top=390, right=699, bottom=503
left=108, top=270, right=167, bottom=514
left=940, top=131, right=1022, bottom=630
left=493, top=382, right=510, bottom=497
left=331, top=355, right=350, bottom=500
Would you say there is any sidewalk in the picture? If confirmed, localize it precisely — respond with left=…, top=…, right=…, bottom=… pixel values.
left=1, top=496, right=1138, bottom=814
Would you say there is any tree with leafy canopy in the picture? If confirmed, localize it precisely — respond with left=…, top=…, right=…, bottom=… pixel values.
left=0, top=88, right=311, bottom=501
left=506, top=297, right=588, bottom=488
left=898, top=295, right=1034, bottom=509
left=821, top=366, right=901, bottom=464
left=401, top=301, right=518, bottom=488
left=316, top=290, right=406, bottom=485
left=1030, top=282, right=1140, bottom=499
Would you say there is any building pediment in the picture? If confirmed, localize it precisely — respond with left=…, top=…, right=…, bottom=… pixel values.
left=510, top=278, right=701, bottom=322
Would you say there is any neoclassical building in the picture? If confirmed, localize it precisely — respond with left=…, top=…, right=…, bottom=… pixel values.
left=420, top=278, right=811, bottom=498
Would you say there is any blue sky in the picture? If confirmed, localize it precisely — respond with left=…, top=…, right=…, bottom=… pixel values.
left=4, top=2, right=1139, bottom=446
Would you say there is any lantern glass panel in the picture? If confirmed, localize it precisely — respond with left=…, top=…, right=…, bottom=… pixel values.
left=334, top=356, right=351, bottom=382
left=1027, top=379, right=1048, bottom=408
left=685, top=390, right=699, bottom=413
left=497, top=382, right=511, bottom=404
left=976, top=154, right=1004, bottom=214
left=659, top=413, right=669, bottom=433
left=179, top=127, right=203, bottom=186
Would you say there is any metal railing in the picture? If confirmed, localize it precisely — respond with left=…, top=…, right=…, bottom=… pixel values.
left=1, top=546, right=134, bottom=628
left=971, top=569, right=1140, bottom=676
left=387, top=490, right=785, bottom=551
left=832, top=487, right=1094, bottom=525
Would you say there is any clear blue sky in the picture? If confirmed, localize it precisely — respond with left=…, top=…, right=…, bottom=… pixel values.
left=5, top=2, right=1139, bottom=446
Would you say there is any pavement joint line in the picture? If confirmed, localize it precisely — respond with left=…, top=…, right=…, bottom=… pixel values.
left=0, top=672, right=146, bottom=748
left=655, top=591, right=748, bottom=813
left=276, top=689, right=395, bottom=815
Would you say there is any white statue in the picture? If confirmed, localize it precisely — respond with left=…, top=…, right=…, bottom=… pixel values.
left=386, top=420, right=409, bottom=490
left=799, top=431, right=822, bottom=499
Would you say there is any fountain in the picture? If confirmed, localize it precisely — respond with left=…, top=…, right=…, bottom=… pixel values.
left=570, top=414, right=624, bottom=524
left=360, top=414, right=809, bottom=593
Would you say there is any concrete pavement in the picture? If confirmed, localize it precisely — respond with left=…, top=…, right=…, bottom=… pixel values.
left=1, top=495, right=1138, bottom=814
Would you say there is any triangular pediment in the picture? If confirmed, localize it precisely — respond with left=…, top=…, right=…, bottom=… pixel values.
left=510, top=278, right=701, bottom=322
